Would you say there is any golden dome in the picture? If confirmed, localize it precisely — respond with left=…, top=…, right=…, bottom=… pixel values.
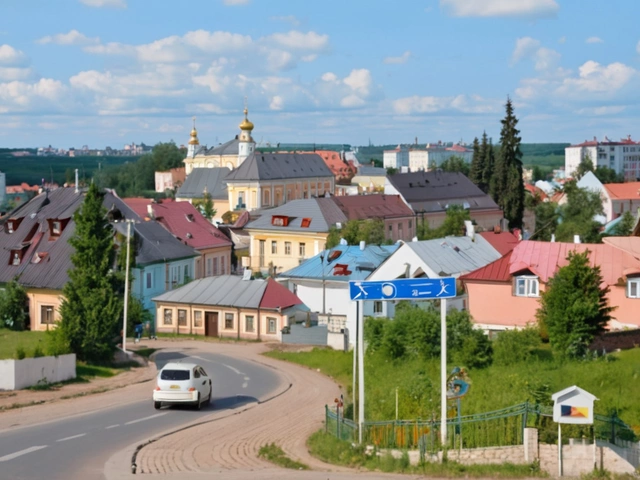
left=188, top=117, right=199, bottom=145
left=239, top=107, right=254, bottom=132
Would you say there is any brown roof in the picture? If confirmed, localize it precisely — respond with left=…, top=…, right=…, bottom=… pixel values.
left=330, top=194, right=414, bottom=220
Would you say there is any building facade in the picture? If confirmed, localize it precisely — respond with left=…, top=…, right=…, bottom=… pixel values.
left=565, top=136, right=640, bottom=180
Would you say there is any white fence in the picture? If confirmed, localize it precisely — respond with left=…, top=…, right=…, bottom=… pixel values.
left=0, top=354, right=76, bottom=390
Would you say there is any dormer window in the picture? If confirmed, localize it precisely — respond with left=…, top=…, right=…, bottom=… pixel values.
left=7, top=222, right=14, bottom=233
left=52, top=221, right=61, bottom=235
left=11, top=252, right=21, bottom=266
left=271, top=215, right=290, bottom=227
left=514, top=275, right=539, bottom=297
left=301, top=218, right=312, bottom=228
left=186, top=214, right=194, bottom=222
left=333, top=263, right=352, bottom=276
left=47, top=218, right=69, bottom=239
left=5, top=217, right=23, bottom=233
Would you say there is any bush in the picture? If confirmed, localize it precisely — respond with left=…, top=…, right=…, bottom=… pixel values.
left=493, top=327, right=542, bottom=366
left=15, top=345, right=26, bottom=359
left=32, top=344, right=45, bottom=358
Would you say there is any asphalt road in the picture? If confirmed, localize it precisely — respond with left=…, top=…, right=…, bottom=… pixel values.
left=0, top=349, right=281, bottom=480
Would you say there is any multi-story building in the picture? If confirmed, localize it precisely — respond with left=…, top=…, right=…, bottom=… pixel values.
left=383, top=145, right=409, bottom=169
left=409, top=143, right=472, bottom=171
left=565, top=135, right=640, bottom=180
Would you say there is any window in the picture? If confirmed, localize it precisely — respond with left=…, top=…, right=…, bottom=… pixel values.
left=163, top=308, right=173, bottom=325
left=627, top=279, right=640, bottom=298
left=285, top=242, right=291, bottom=255
left=194, top=310, right=203, bottom=327
left=207, top=258, right=212, bottom=276
left=193, top=368, right=201, bottom=379
left=52, top=221, right=61, bottom=235
left=7, top=221, right=13, bottom=233
left=184, top=265, right=189, bottom=280
left=271, top=241, right=277, bottom=254
left=388, top=224, right=393, bottom=232
left=41, top=305, right=55, bottom=325
left=161, top=369, right=189, bottom=381
left=267, top=317, right=277, bottom=334
left=271, top=215, right=290, bottom=227
left=408, top=220, right=412, bottom=229
left=514, top=276, right=539, bottom=297
left=299, top=243, right=306, bottom=257
left=213, top=257, right=218, bottom=276
left=225, top=312, right=234, bottom=329
left=146, top=272, right=152, bottom=289
left=373, top=301, right=383, bottom=314
left=301, top=217, right=312, bottom=228
left=221, top=256, right=225, bottom=274
left=245, top=315, right=255, bottom=332
left=178, top=309, right=187, bottom=326
left=11, top=252, right=20, bottom=266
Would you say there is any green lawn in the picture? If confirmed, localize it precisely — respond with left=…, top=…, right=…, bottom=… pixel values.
left=0, top=330, right=49, bottom=359
left=264, top=347, right=640, bottom=432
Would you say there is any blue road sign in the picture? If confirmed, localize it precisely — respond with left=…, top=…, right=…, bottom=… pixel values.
left=349, top=277, right=456, bottom=301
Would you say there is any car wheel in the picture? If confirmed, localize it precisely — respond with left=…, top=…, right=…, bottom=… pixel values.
left=154, top=401, right=161, bottom=410
left=195, top=393, right=202, bottom=410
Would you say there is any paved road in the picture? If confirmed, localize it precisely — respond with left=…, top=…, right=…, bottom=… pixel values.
left=0, top=349, right=280, bottom=480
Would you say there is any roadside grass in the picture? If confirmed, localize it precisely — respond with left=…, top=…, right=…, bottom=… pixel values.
left=131, top=347, right=157, bottom=359
left=264, top=347, right=640, bottom=430
left=156, top=332, right=261, bottom=343
left=257, top=443, right=309, bottom=470
left=0, top=330, right=48, bottom=359
left=307, top=430, right=544, bottom=477
left=27, top=363, right=118, bottom=391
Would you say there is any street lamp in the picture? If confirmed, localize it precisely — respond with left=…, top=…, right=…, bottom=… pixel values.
left=319, top=251, right=326, bottom=314
left=122, top=218, right=136, bottom=353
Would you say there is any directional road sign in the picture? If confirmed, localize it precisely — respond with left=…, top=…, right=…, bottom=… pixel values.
left=349, top=277, right=456, bottom=301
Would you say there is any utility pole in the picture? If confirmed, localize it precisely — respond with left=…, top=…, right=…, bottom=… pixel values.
left=122, top=219, right=134, bottom=353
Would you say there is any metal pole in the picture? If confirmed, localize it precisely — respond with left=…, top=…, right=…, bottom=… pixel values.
left=353, top=301, right=358, bottom=425
left=440, top=298, right=447, bottom=447
left=558, top=423, right=562, bottom=477
left=358, top=299, right=365, bottom=444
left=123, top=220, right=131, bottom=353
left=396, top=387, right=399, bottom=421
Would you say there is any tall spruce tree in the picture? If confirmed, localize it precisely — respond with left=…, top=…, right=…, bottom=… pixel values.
left=468, top=137, right=483, bottom=186
left=56, top=183, right=124, bottom=363
left=492, top=97, right=525, bottom=229
left=481, top=136, right=495, bottom=195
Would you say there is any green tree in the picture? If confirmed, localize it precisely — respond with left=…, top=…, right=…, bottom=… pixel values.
left=531, top=201, right=559, bottom=241
left=482, top=137, right=496, bottom=195
left=325, top=218, right=388, bottom=248
left=531, top=165, right=546, bottom=182
left=594, top=166, right=624, bottom=184
left=574, top=153, right=594, bottom=180
left=492, top=326, right=541, bottom=366
left=555, top=180, right=603, bottom=243
left=386, top=167, right=398, bottom=176
left=440, top=155, right=470, bottom=176
left=193, top=191, right=217, bottom=221
left=55, top=183, right=124, bottom=363
left=536, top=250, right=613, bottom=358
left=491, top=97, right=525, bottom=229
left=610, top=211, right=635, bottom=236
left=0, top=279, right=28, bottom=330
left=468, top=137, right=483, bottom=187
left=417, top=205, right=470, bottom=240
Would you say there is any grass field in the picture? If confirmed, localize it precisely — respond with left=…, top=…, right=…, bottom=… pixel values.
left=265, top=347, right=640, bottom=431
left=0, top=330, right=48, bottom=359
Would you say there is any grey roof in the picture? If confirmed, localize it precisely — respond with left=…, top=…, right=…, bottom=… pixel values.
left=105, top=192, right=199, bottom=266
left=387, top=171, right=499, bottom=213
left=404, top=235, right=503, bottom=277
left=245, top=198, right=347, bottom=233
left=153, top=275, right=267, bottom=308
left=225, top=153, right=334, bottom=182
left=177, top=168, right=230, bottom=200
left=204, top=137, right=240, bottom=156
left=356, top=166, right=387, bottom=177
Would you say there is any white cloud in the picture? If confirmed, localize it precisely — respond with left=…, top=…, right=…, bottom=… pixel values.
left=383, top=51, right=411, bottom=65
left=0, top=44, right=27, bottom=66
left=0, top=78, right=69, bottom=113
left=37, top=29, right=99, bottom=46
left=637, top=40, right=640, bottom=54
left=340, top=95, right=365, bottom=108
left=79, top=0, right=126, bottom=8
left=511, top=37, right=540, bottom=64
left=223, top=0, right=250, bottom=4
left=270, top=15, right=301, bottom=27
left=321, top=72, right=338, bottom=83
left=392, top=94, right=501, bottom=115
left=440, top=0, right=559, bottom=18
left=558, top=36, right=566, bottom=44
left=343, top=69, right=372, bottom=96
left=270, top=95, right=284, bottom=110
left=533, top=47, right=561, bottom=71
left=586, top=36, right=603, bottom=44
left=558, top=61, right=636, bottom=94
left=577, top=106, right=625, bottom=116
left=265, top=31, right=329, bottom=51
left=0, top=66, right=35, bottom=81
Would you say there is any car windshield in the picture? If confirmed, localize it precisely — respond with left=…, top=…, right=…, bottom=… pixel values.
left=160, top=369, right=190, bottom=381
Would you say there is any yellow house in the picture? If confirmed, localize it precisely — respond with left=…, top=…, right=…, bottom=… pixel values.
left=152, top=275, right=307, bottom=341
left=244, top=198, right=347, bottom=273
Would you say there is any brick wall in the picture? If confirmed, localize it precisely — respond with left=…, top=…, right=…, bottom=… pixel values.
left=589, top=329, right=640, bottom=352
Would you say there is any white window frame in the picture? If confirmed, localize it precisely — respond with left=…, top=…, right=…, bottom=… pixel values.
left=373, top=301, right=383, bottom=314
left=284, top=242, right=291, bottom=255
left=514, top=276, right=539, bottom=297
left=627, top=278, right=640, bottom=298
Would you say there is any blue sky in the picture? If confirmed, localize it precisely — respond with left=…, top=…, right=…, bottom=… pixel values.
left=1, top=0, right=640, bottom=149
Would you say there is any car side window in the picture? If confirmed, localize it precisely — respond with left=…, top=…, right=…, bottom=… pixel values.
left=199, top=367, right=208, bottom=377
left=193, top=368, right=200, bottom=379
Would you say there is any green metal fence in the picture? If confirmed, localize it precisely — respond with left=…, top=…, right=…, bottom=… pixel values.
left=325, top=402, right=637, bottom=451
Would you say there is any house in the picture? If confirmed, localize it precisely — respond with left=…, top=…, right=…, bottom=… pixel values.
left=152, top=275, right=306, bottom=340
left=565, top=135, right=640, bottom=180
left=123, top=198, right=233, bottom=279
left=367, top=235, right=505, bottom=314
left=224, top=152, right=335, bottom=212
left=409, top=143, right=472, bottom=171
left=352, top=165, right=387, bottom=193
left=175, top=167, right=231, bottom=223
left=311, top=150, right=356, bottom=185
left=383, top=145, right=410, bottom=170
left=330, top=194, right=417, bottom=243
left=244, top=198, right=347, bottom=273
left=385, top=171, right=503, bottom=231
left=477, top=230, right=521, bottom=256
left=154, top=167, right=186, bottom=193
left=602, top=182, right=640, bottom=223
left=278, top=243, right=399, bottom=344
left=460, top=240, right=640, bottom=333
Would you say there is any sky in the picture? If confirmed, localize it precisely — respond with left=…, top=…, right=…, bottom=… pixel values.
left=1, top=0, right=640, bottom=149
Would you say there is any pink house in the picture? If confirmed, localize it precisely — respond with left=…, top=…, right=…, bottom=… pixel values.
left=460, top=240, right=640, bottom=332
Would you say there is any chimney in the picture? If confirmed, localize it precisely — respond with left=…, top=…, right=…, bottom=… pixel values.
left=573, top=234, right=581, bottom=244
left=464, top=220, right=475, bottom=240
left=147, top=204, right=154, bottom=219
left=75, top=169, right=79, bottom=194
left=551, top=234, right=556, bottom=243
left=359, top=240, right=366, bottom=251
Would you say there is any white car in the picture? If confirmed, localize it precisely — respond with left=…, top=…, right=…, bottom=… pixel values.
left=153, top=362, right=212, bottom=410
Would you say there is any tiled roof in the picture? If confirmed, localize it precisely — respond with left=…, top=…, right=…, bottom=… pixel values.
left=279, top=244, right=399, bottom=282
left=225, top=152, right=334, bottom=182
left=245, top=198, right=347, bottom=233
left=356, top=166, right=387, bottom=177
left=461, top=240, right=640, bottom=285
left=603, top=182, right=640, bottom=200
left=330, top=194, right=414, bottom=220
left=260, top=277, right=304, bottom=310
left=204, top=137, right=240, bottom=156
left=387, top=171, right=500, bottom=213
left=460, top=251, right=513, bottom=282
left=177, top=168, right=230, bottom=200
left=477, top=231, right=520, bottom=256
left=311, top=150, right=356, bottom=179
left=123, top=198, right=232, bottom=250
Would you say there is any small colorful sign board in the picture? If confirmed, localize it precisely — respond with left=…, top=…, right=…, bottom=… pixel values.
left=552, top=385, right=597, bottom=425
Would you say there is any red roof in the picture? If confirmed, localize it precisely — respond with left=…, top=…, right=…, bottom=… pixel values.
left=259, top=278, right=303, bottom=310
left=332, top=194, right=414, bottom=219
left=603, top=182, right=640, bottom=200
left=123, top=198, right=232, bottom=250
left=308, top=150, right=356, bottom=180
left=446, top=144, right=471, bottom=152
left=478, top=231, right=520, bottom=256
left=461, top=240, right=640, bottom=285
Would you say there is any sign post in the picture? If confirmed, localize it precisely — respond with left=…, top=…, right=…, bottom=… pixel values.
left=349, top=277, right=456, bottom=447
